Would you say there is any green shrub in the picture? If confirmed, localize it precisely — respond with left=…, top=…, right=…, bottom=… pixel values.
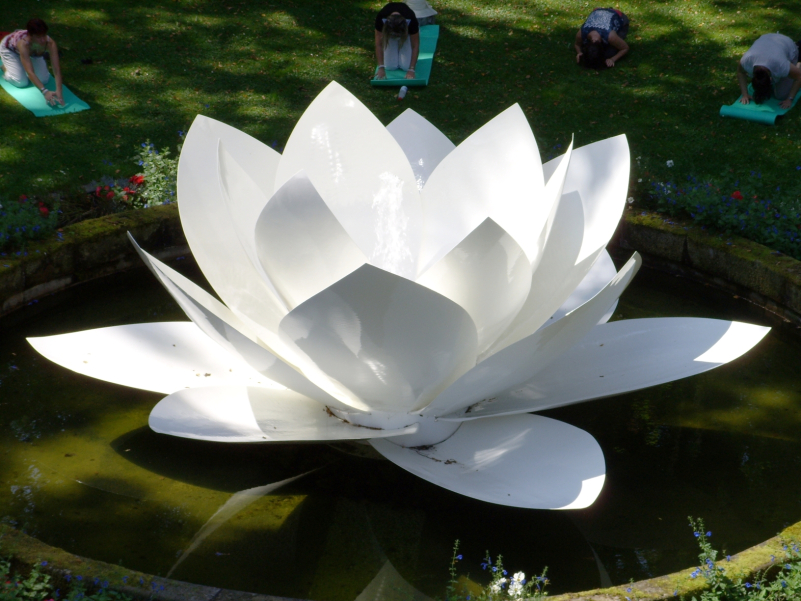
left=647, top=170, right=801, bottom=260
left=0, top=196, right=60, bottom=252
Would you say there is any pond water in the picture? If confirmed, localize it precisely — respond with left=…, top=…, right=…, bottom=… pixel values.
left=1, top=258, right=800, bottom=600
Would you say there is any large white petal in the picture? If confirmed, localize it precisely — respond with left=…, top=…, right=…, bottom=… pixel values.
left=275, top=81, right=423, bottom=279
left=371, top=414, right=605, bottom=509
left=420, top=254, right=640, bottom=417
left=279, top=264, right=478, bottom=413
left=416, top=218, right=532, bottom=354
left=255, top=171, right=367, bottom=309
left=442, top=319, right=771, bottom=420
left=179, top=115, right=288, bottom=348
left=547, top=134, right=630, bottom=264
left=150, top=386, right=419, bottom=443
left=129, top=235, right=350, bottom=408
left=419, top=104, right=546, bottom=271
left=386, top=108, right=455, bottom=190
left=28, top=323, right=281, bottom=395
left=488, top=135, right=630, bottom=354
left=545, top=249, right=619, bottom=327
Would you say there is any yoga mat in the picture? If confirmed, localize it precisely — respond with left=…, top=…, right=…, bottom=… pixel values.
left=0, top=70, right=90, bottom=117
left=372, top=24, right=439, bottom=87
left=720, top=84, right=800, bottom=125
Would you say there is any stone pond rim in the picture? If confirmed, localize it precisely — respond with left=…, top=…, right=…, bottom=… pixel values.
left=2, top=204, right=801, bottom=600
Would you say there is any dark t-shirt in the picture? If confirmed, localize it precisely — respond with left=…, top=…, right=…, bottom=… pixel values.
left=375, top=3, right=420, bottom=35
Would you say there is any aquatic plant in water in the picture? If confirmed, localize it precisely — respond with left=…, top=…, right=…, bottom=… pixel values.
left=29, top=82, right=769, bottom=509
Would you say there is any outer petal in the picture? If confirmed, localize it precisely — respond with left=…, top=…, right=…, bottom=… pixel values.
left=386, top=108, right=455, bottom=190
left=149, top=386, right=420, bottom=443
left=444, top=319, right=771, bottom=420
left=418, top=104, right=546, bottom=272
left=488, top=135, right=630, bottom=354
left=28, top=323, right=280, bottom=395
left=275, top=81, right=423, bottom=279
left=420, top=253, right=640, bottom=417
left=279, top=264, right=478, bottom=413
left=255, top=171, right=367, bottom=309
left=545, top=249, right=618, bottom=327
left=129, top=235, right=350, bottom=409
left=179, top=115, right=288, bottom=349
left=371, top=414, right=605, bottom=509
left=416, top=218, right=532, bottom=354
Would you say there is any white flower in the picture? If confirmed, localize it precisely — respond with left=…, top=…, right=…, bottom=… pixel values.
left=489, top=578, right=507, bottom=594
left=28, top=82, right=770, bottom=510
left=627, top=197, right=635, bottom=204
left=637, top=178, right=642, bottom=183
left=666, top=160, right=674, bottom=167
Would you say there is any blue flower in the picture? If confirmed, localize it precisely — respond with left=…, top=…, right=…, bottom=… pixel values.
left=456, top=555, right=463, bottom=560
left=745, top=582, right=751, bottom=589
left=41, top=561, right=48, bottom=566
left=706, top=531, right=711, bottom=537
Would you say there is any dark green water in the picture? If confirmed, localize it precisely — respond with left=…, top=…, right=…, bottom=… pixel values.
left=1, top=259, right=800, bottom=599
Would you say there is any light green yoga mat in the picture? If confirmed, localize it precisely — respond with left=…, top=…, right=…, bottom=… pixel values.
left=0, top=71, right=90, bottom=117
left=372, top=25, right=439, bottom=87
left=720, top=84, right=800, bottom=125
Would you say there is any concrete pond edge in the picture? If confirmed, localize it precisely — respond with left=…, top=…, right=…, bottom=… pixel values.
left=2, top=206, right=801, bottom=600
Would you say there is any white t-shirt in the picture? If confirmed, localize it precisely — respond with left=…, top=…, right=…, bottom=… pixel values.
left=740, top=33, right=798, bottom=79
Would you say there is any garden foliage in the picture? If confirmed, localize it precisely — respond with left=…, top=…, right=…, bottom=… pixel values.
left=648, top=170, right=801, bottom=260
left=0, top=196, right=59, bottom=252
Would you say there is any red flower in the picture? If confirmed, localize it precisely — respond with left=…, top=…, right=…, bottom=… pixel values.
left=19, top=194, right=27, bottom=201
left=104, top=185, right=110, bottom=191
left=106, top=191, right=115, bottom=199
left=123, top=186, right=132, bottom=193
left=130, top=174, right=145, bottom=185
left=39, top=202, right=49, bottom=217
left=95, top=186, right=101, bottom=195
left=731, top=190, right=743, bottom=200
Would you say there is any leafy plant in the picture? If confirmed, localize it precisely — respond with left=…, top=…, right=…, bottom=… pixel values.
left=647, top=170, right=801, bottom=260
left=686, top=517, right=801, bottom=600
left=443, top=541, right=549, bottom=600
left=0, top=196, right=60, bottom=252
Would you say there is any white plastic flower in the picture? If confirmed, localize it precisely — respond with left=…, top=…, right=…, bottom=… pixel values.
left=29, top=82, right=769, bottom=510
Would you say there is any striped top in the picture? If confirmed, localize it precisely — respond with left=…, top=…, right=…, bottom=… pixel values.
left=1, top=30, right=51, bottom=56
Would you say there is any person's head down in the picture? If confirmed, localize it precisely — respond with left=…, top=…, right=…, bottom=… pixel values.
left=751, top=66, right=772, bottom=104
left=581, top=36, right=605, bottom=69
left=382, top=13, right=408, bottom=48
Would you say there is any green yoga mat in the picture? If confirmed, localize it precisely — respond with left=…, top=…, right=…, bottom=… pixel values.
left=372, top=25, right=439, bottom=87
left=0, top=71, right=90, bottom=117
left=720, top=84, right=800, bottom=125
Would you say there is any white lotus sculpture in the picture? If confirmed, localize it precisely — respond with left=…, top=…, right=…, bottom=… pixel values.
left=29, top=82, right=769, bottom=510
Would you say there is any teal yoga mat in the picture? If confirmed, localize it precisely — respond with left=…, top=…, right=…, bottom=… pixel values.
left=0, top=71, right=90, bottom=117
left=720, top=84, right=800, bottom=125
left=372, top=25, right=439, bottom=87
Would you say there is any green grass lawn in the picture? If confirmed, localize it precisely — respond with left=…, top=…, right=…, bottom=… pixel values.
left=1, top=0, right=800, bottom=216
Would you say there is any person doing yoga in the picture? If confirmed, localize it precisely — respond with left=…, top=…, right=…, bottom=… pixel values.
left=737, top=33, right=801, bottom=109
left=575, top=7, right=630, bottom=69
left=0, top=18, right=64, bottom=106
left=374, top=2, right=420, bottom=80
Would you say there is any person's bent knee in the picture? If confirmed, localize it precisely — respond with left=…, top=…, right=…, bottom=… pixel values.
left=3, top=71, right=30, bottom=87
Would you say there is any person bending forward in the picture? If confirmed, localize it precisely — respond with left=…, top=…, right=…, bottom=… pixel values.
left=374, top=2, right=420, bottom=80
left=738, top=33, right=801, bottom=109
left=0, top=18, right=64, bottom=106
left=575, top=7, right=630, bottom=69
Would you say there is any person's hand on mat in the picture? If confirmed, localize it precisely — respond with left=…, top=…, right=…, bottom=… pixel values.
left=780, top=98, right=793, bottom=109
left=405, top=69, right=415, bottom=79
left=43, top=90, right=63, bottom=107
left=605, top=58, right=616, bottom=68
left=739, top=94, right=752, bottom=105
left=375, top=66, right=387, bottom=80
